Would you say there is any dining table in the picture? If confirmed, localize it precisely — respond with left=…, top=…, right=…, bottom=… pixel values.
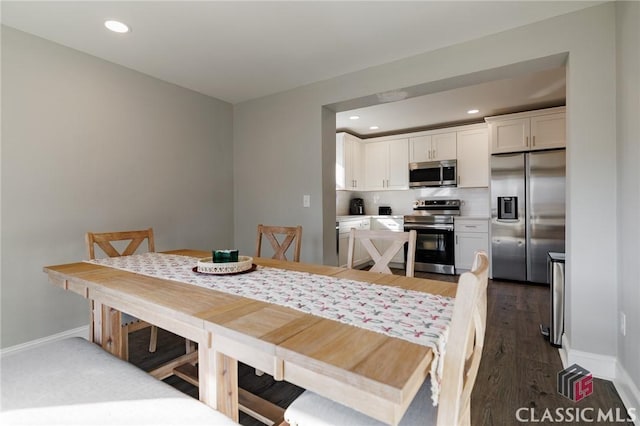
left=43, top=249, right=457, bottom=426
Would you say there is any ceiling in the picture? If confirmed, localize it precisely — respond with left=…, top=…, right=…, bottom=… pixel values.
left=1, top=1, right=598, bottom=106
left=336, top=66, right=566, bottom=137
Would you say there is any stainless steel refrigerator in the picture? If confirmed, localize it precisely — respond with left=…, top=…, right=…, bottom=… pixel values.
left=491, top=150, right=565, bottom=284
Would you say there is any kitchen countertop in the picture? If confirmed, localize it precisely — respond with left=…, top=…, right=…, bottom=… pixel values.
left=337, top=215, right=489, bottom=221
left=337, top=215, right=405, bottom=221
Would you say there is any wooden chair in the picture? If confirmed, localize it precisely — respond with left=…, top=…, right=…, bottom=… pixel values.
left=254, top=224, right=303, bottom=379
left=347, top=229, right=417, bottom=277
left=283, top=251, right=489, bottom=426
left=255, top=224, right=302, bottom=262
left=85, top=228, right=160, bottom=359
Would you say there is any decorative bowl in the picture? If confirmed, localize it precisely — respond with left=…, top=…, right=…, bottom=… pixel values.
left=196, top=256, right=253, bottom=274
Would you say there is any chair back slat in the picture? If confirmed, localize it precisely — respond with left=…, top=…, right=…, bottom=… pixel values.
left=347, top=229, right=416, bottom=277
left=436, top=251, right=489, bottom=426
left=86, top=228, right=155, bottom=260
left=255, top=224, right=302, bottom=262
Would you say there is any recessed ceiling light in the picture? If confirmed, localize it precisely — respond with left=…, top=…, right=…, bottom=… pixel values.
left=349, top=115, right=360, bottom=120
left=369, top=126, right=379, bottom=130
left=467, top=109, right=480, bottom=114
left=105, top=20, right=130, bottom=33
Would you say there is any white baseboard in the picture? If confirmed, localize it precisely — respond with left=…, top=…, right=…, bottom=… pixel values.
left=615, top=362, right=640, bottom=426
left=562, top=335, right=639, bottom=424
left=0, top=325, right=89, bottom=357
left=561, top=334, right=617, bottom=379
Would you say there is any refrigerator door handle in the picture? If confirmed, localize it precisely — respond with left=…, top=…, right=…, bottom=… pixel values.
left=525, top=154, right=532, bottom=281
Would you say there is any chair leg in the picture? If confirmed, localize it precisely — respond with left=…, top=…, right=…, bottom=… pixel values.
left=185, top=339, right=195, bottom=354
left=121, top=325, right=129, bottom=361
left=461, top=404, right=471, bottom=426
left=149, top=326, right=158, bottom=353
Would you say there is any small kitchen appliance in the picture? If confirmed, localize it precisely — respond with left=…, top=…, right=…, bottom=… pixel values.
left=349, top=198, right=365, bottom=215
left=409, top=160, right=457, bottom=188
left=378, top=206, right=392, bottom=215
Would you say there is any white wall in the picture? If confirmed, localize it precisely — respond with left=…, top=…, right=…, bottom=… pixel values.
left=1, top=27, right=235, bottom=348
left=233, top=3, right=620, bottom=370
left=616, top=0, right=640, bottom=403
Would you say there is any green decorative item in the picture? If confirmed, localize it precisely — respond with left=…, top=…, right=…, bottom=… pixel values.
left=213, top=249, right=239, bottom=263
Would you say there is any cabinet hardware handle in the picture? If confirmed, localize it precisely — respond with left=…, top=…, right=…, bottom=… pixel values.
left=455, top=235, right=458, bottom=244
left=532, top=135, right=536, bottom=146
left=525, top=136, right=529, bottom=146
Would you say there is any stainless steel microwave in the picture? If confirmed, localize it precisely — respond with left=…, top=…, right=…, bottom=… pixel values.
left=409, top=160, right=457, bottom=188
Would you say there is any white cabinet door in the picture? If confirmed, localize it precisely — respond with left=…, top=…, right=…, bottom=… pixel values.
left=490, top=117, right=530, bottom=153
left=431, top=132, right=457, bottom=161
left=530, top=113, right=566, bottom=150
left=365, top=141, right=387, bottom=191
left=454, top=219, right=488, bottom=272
left=344, top=134, right=364, bottom=190
left=457, top=128, right=488, bottom=188
left=387, top=138, right=409, bottom=190
left=365, top=139, right=408, bottom=190
left=338, top=219, right=371, bottom=267
left=409, top=133, right=456, bottom=162
left=409, top=135, right=431, bottom=163
left=336, top=133, right=364, bottom=190
left=487, top=108, right=566, bottom=154
left=455, top=233, right=489, bottom=271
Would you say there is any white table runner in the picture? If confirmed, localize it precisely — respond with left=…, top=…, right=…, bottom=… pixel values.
left=87, top=252, right=455, bottom=405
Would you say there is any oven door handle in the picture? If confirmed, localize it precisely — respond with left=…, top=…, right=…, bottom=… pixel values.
left=404, top=225, right=454, bottom=231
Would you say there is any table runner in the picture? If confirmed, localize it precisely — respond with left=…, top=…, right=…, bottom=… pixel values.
left=87, top=253, right=455, bottom=405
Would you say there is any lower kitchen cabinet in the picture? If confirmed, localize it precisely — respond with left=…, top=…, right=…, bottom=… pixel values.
left=337, top=217, right=371, bottom=268
left=454, top=218, right=489, bottom=273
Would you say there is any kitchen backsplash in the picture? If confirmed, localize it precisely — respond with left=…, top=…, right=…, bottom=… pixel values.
left=337, top=188, right=490, bottom=217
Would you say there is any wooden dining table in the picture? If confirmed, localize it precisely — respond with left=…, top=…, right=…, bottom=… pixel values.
left=43, top=249, right=457, bottom=426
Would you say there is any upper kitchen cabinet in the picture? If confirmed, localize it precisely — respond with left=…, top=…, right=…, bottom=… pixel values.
left=456, top=126, right=489, bottom=188
left=486, top=107, right=566, bottom=154
left=336, top=132, right=364, bottom=190
left=364, top=138, right=409, bottom=190
left=409, top=131, right=457, bottom=163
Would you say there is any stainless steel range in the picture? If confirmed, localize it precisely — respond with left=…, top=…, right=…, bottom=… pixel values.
left=404, top=199, right=460, bottom=275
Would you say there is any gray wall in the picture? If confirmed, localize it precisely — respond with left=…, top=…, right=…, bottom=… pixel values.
left=616, top=1, right=640, bottom=397
left=233, top=3, right=620, bottom=367
left=1, top=27, right=234, bottom=347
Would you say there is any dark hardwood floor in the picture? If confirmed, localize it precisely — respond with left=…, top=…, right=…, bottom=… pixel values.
left=127, top=273, right=632, bottom=425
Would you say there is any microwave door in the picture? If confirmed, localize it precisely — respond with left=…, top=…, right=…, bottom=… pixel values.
left=409, top=165, right=441, bottom=187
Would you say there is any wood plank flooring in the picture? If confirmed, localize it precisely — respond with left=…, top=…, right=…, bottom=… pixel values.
left=127, top=274, right=632, bottom=425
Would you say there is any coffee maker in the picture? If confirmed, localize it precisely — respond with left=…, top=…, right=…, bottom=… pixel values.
left=349, top=198, right=365, bottom=215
